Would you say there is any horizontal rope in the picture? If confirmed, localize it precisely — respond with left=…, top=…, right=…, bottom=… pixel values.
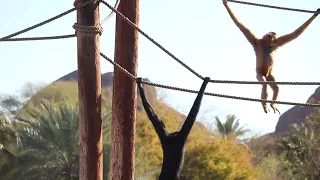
left=0, top=34, right=76, bottom=42
left=209, top=79, right=320, bottom=85
left=142, top=81, right=320, bottom=107
left=100, top=51, right=320, bottom=107
left=0, top=8, right=76, bottom=40
left=227, top=0, right=319, bottom=14
left=100, top=0, right=204, bottom=80
left=0, top=0, right=99, bottom=42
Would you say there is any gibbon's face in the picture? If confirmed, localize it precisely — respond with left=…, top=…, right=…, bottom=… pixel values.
left=262, top=32, right=277, bottom=46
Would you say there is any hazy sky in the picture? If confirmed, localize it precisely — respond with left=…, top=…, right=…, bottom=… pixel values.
left=1, top=0, right=320, bottom=136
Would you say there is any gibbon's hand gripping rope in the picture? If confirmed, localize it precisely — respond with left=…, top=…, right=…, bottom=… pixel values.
left=100, top=52, right=320, bottom=107
left=0, top=0, right=120, bottom=42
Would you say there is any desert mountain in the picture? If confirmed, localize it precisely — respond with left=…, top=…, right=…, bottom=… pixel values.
left=275, top=86, right=320, bottom=133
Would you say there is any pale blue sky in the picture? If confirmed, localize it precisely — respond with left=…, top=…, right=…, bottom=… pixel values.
left=1, top=0, right=320, bottom=136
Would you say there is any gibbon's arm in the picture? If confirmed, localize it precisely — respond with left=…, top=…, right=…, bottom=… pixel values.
left=137, top=78, right=167, bottom=138
left=223, top=1, right=257, bottom=45
left=276, top=11, right=319, bottom=47
left=178, top=77, right=210, bottom=141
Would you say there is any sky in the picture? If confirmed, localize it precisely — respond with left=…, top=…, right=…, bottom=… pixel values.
left=1, top=0, right=320, bottom=136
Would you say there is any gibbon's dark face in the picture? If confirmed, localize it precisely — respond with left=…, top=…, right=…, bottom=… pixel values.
left=262, top=32, right=277, bottom=46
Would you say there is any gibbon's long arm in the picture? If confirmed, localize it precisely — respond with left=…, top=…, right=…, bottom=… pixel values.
left=223, top=2, right=257, bottom=45
left=178, top=77, right=210, bottom=141
left=137, top=78, right=167, bottom=138
left=276, top=11, right=318, bottom=47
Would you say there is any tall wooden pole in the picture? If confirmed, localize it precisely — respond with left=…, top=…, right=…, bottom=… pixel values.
left=110, top=0, right=140, bottom=178
left=74, top=0, right=102, bottom=179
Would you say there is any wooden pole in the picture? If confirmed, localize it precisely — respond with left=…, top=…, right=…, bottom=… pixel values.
left=75, top=0, right=102, bottom=179
left=110, top=0, right=140, bottom=179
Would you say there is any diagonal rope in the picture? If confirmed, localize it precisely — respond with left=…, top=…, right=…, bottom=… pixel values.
left=0, top=34, right=76, bottom=42
left=100, top=0, right=204, bottom=80
left=100, top=52, right=320, bottom=107
left=209, top=79, right=320, bottom=85
left=0, top=8, right=76, bottom=40
left=227, top=0, right=319, bottom=14
left=0, top=0, right=102, bottom=42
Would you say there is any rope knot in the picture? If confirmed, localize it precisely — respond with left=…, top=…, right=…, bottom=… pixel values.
left=73, top=23, right=103, bottom=36
left=74, top=0, right=99, bottom=9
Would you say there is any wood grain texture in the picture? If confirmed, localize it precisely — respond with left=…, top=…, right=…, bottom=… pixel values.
left=76, top=1, right=102, bottom=180
left=110, top=0, right=140, bottom=179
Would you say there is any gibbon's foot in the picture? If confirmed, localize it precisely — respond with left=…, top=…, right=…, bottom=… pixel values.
left=262, top=103, right=269, bottom=113
left=270, top=103, right=281, bottom=115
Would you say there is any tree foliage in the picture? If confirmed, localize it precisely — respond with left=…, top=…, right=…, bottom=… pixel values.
left=214, top=114, right=250, bottom=140
left=279, top=108, right=320, bottom=180
left=0, top=80, right=282, bottom=180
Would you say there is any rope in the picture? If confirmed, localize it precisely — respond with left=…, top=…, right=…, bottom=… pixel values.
left=0, top=34, right=76, bottom=42
left=0, top=8, right=76, bottom=40
left=100, top=0, right=121, bottom=25
left=227, top=0, right=319, bottom=14
left=73, top=24, right=103, bottom=35
left=100, top=52, right=320, bottom=107
left=0, top=0, right=98, bottom=41
left=100, top=52, right=136, bottom=80
left=209, top=79, right=320, bottom=85
left=74, top=0, right=99, bottom=9
left=100, top=0, right=204, bottom=80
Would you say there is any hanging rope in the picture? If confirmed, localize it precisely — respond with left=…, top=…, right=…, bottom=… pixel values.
left=100, top=52, right=320, bottom=107
left=100, top=0, right=121, bottom=24
left=227, top=0, right=319, bottom=14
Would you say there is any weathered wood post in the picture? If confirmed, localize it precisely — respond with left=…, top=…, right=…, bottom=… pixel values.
left=73, top=0, right=103, bottom=179
left=110, top=0, right=140, bottom=179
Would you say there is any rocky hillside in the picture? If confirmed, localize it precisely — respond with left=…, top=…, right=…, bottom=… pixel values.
left=275, top=86, right=320, bottom=133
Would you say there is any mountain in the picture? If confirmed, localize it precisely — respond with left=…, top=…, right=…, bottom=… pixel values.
left=275, top=86, right=320, bottom=133
left=54, top=70, right=208, bottom=131
left=55, top=70, right=157, bottom=107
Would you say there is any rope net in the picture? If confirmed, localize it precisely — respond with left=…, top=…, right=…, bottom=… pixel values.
left=100, top=0, right=320, bottom=86
left=1, top=0, right=320, bottom=107
left=100, top=52, right=320, bottom=107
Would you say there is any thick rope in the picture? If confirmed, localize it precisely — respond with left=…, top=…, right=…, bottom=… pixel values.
left=227, top=0, right=319, bottom=14
left=0, top=0, right=97, bottom=41
left=100, top=0, right=204, bottom=80
left=100, top=0, right=121, bottom=25
left=73, top=23, right=103, bottom=35
left=0, top=34, right=76, bottom=42
left=100, top=52, right=136, bottom=80
left=0, top=8, right=76, bottom=40
left=209, top=79, right=320, bottom=85
left=100, top=52, right=320, bottom=107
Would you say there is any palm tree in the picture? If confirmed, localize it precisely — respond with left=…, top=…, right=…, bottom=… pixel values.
left=214, top=114, right=250, bottom=140
left=1, top=101, right=112, bottom=180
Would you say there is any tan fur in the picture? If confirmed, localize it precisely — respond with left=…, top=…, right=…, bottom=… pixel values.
left=223, top=0, right=319, bottom=113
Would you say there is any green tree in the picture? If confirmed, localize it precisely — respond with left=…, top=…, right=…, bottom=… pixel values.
left=279, top=109, right=320, bottom=180
left=2, top=101, right=111, bottom=180
left=214, top=114, right=249, bottom=140
left=181, top=138, right=258, bottom=180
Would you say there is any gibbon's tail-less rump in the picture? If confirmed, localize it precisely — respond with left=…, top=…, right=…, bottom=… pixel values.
left=223, top=0, right=319, bottom=114
left=137, top=77, right=210, bottom=180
